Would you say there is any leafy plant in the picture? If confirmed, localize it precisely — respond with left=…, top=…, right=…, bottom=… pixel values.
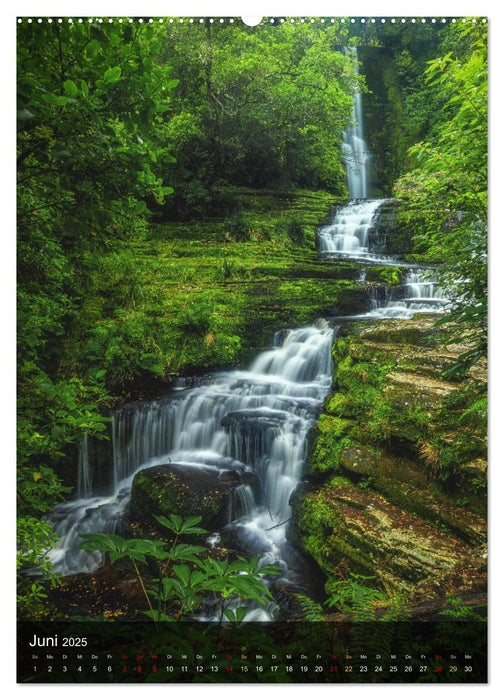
left=17, top=517, right=61, bottom=619
left=326, top=573, right=388, bottom=621
left=439, top=595, right=486, bottom=622
left=394, top=22, right=487, bottom=377
left=79, top=514, right=280, bottom=625
left=294, top=594, right=325, bottom=622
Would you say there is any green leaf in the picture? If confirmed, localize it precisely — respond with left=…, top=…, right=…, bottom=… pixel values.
left=78, top=533, right=127, bottom=556
left=169, top=543, right=206, bottom=563
left=124, top=539, right=168, bottom=561
left=80, top=80, right=89, bottom=97
left=178, top=515, right=207, bottom=534
left=255, top=564, right=282, bottom=576
left=236, top=606, right=248, bottom=623
left=41, top=93, right=68, bottom=106
left=134, top=200, right=149, bottom=214
left=144, top=610, right=176, bottom=622
left=173, top=564, right=191, bottom=587
left=229, top=575, right=272, bottom=601
left=189, top=570, right=207, bottom=588
left=154, top=513, right=181, bottom=533
left=104, top=66, right=121, bottom=83
left=63, top=80, right=79, bottom=98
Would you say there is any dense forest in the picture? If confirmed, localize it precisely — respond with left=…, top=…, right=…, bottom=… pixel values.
left=17, top=15, right=487, bottom=651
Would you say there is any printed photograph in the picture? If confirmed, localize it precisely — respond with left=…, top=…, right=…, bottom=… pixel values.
left=17, top=15, right=487, bottom=682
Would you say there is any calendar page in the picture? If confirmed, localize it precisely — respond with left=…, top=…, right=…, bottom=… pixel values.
left=16, top=13, right=488, bottom=684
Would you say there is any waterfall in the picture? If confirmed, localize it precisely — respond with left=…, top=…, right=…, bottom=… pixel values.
left=317, top=48, right=391, bottom=262
left=318, top=199, right=385, bottom=256
left=76, top=434, right=91, bottom=498
left=341, top=47, right=369, bottom=199
left=43, top=44, right=452, bottom=617
left=47, top=321, right=334, bottom=581
left=366, top=269, right=450, bottom=319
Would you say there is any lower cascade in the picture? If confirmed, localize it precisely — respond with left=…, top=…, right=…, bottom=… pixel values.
left=367, top=269, right=450, bottom=319
left=48, top=320, right=334, bottom=614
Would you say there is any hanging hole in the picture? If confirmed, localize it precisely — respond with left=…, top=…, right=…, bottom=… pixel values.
left=241, top=16, right=263, bottom=26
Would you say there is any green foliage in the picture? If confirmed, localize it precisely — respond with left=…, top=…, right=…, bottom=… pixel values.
left=326, top=573, right=387, bottom=621
left=294, top=594, right=325, bottom=622
left=79, top=515, right=280, bottom=623
left=17, top=517, right=61, bottom=619
left=308, top=415, right=353, bottom=476
left=394, top=23, right=487, bottom=377
left=18, top=27, right=175, bottom=471
left=17, top=20, right=179, bottom=615
left=459, top=397, right=487, bottom=427
left=223, top=213, right=250, bottom=242
left=332, top=353, right=394, bottom=422
left=366, top=266, right=403, bottom=286
left=435, top=433, right=486, bottom=485
left=419, top=382, right=487, bottom=484
left=439, top=595, right=486, bottom=622
left=285, top=217, right=306, bottom=244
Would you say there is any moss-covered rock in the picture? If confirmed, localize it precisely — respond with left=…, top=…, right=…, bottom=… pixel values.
left=291, top=476, right=484, bottom=596
left=130, top=464, right=259, bottom=531
left=292, top=315, right=487, bottom=605
left=305, top=415, right=354, bottom=476
left=338, top=445, right=486, bottom=546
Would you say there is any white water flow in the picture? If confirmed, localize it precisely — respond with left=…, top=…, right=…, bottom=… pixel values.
left=318, top=199, right=385, bottom=256
left=48, top=322, right=334, bottom=596
left=317, top=49, right=388, bottom=260
left=366, top=269, right=450, bottom=320
left=342, top=46, right=369, bottom=199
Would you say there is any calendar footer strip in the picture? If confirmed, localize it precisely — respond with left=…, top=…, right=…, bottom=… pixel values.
left=17, top=620, right=487, bottom=683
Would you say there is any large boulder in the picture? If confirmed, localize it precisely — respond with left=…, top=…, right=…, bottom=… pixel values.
left=130, top=463, right=259, bottom=531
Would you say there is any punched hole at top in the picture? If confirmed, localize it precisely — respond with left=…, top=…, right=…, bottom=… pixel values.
left=242, top=17, right=263, bottom=26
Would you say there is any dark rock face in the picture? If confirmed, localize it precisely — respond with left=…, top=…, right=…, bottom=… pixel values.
left=130, top=464, right=259, bottom=531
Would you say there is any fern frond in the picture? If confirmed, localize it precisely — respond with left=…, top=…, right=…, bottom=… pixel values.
left=295, top=594, right=325, bottom=622
left=419, top=439, right=440, bottom=474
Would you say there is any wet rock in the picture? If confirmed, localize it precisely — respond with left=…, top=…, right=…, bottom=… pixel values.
left=130, top=464, right=259, bottom=531
left=295, top=315, right=487, bottom=604
left=338, top=445, right=486, bottom=546
left=292, top=477, right=484, bottom=595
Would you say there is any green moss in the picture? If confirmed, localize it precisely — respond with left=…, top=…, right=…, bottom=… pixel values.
left=318, top=415, right=353, bottom=438
left=366, top=266, right=404, bottom=286
left=295, top=488, right=377, bottom=578
left=130, top=466, right=235, bottom=530
left=324, top=392, right=350, bottom=416
left=307, top=415, right=354, bottom=476
left=65, top=187, right=380, bottom=386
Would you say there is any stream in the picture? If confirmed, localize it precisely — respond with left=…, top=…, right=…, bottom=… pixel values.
left=46, top=48, right=450, bottom=620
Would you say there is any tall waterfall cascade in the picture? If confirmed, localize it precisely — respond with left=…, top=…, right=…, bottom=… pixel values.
left=48, top=322, right=334, bottom=591
left=317, top=46, right=448, bottom=316
left=317, top=49, right=388, bottom=259
left=341, top=47, right=369, bottom=200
